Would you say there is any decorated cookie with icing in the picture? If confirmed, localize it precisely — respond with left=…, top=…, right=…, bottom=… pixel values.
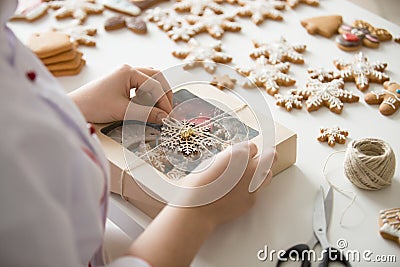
left=172, top=39, right=232, bottom=73
left=334, top=52, right=389, bottom=92
left=317, top=127, right=348, bottom=147
left=249, top=37, right=306, bottom=64
left=365, top=81, right=400, bottom=116
left=307, top=67, right=338, bottom=82
left=53, top=21, right=97, bottom=46
left=275, top=92, right=303, bottom=111
left=186, top=9, right=241, bottom=39
left=48, top=0, right=104, bottom=24
left=167, top=21, right=197, bottom=41
left=291, top=78, right=359, bottom=114
left=210, top=74, right=237, bottom=90
left=300, top=15, right=343, bottom=38
left=173, top=0, right=223, bottom=15
left=379, top=208, right=400, bottom=245
left=236, top=0, right=286, bottom=25
left=103, top=0, right=141, bottom=16
left=283, top=0, right=319, bottom=9
left=236, top=55, right=296, bottom=95
left=336, top=20, right=392, bottom=51
left=11, top=0, right=49, bottom=22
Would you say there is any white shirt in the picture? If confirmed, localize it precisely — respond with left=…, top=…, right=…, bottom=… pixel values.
left=0, top=1, right=149, bottom=266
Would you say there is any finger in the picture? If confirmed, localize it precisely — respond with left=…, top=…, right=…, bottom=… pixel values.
left=137, top=67, right=173, bottom=107
left=129, top=69, right=172, bottom=114
left=125, top=102, right=168, bottom=124
left=248, top=147, right=276, bottom=193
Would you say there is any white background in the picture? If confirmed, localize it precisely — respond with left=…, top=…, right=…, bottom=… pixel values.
left=9, top=0, right=400, bottom=266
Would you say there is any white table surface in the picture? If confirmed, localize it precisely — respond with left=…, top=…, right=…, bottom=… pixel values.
left=9, top=0, right=400, bottom=266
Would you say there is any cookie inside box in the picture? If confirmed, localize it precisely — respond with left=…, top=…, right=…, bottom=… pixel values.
left=102, top=88, right=259, bottom=181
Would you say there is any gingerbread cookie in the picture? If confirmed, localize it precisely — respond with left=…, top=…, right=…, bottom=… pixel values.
left=236, top=55, right=295, bottom=95
left=48, top=0, right=104, bottom=24
left=173, top=0, right=223, bottom=15
left=11, top=0, right=49, bottom=22
left=365, top=81, right=400, bottom=116
left=27, top=31, right=74, bottom=58
left=126, top=17, right=148, bottom=34
left=104, top=0, right=141, bottom=16
left=105, top=15, right=126, bottom=31
left=46, top=51, right=84, bottom=72
left=275, top=92, right=303, bottom=111
left=334, top=52, right=389, bottom=92
left=167, top=21, right=197, bottom=41
left=317, top=127, right=348, bottom=147
left=51, top=59, right=86, bottom=77
left=249, top=37, right=306, bottom=64
left=395, top=37, right=400, bottom=44
left=236, top=0, right=286, bottom=25
left=307, top=67, right=338, bottom=82
left=53, top=22, right=97, bottom=46
left=172, top=39, right=232, bottom=73
left=129, top=0, right=169, bottom=10
left=41, top=46, right=78, bottom=65
left=300, top=15, right=343, bottom=38
left=186, top=9, right=241, bottom=39
left=145, top=8, right=185, bottom=32
left=379, top=208, right=400, bottom=245
left=291, top=78, right=359, bottom=114
left=336, top=20, right=392, bottom=51
left=210, top=74, right=237, bottom=90
left=284, top=0, right=319, bottom=8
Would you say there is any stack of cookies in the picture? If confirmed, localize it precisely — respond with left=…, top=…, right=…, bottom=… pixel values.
left=27, top=30, right=85, bottom=77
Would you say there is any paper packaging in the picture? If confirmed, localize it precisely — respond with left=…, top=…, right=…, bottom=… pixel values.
left=94, top=84, right=297, bottom=218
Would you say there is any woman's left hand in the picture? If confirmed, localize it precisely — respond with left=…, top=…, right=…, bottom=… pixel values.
left=69, top=64, right=173, bottom=124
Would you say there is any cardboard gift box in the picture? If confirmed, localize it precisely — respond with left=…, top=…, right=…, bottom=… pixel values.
left=94, top=83, right=297, bottom=218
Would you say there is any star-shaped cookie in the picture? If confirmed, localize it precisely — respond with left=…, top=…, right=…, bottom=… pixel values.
left=210, top=74, right=237, bottom=90
left=53, top=21, right=97, bottom=46
left=172, top=38, right=232, bottom=73
left=284, top=0, right=319, bottom=9
left=334, top=52, right=389, bottom=91
left=249, top=37, right=306, bottom=64
left=317, top=127, right=348, bottom=147
left=173, top=0, right=223, bottom=15
left=186, top=9, right=241, bottom=39
left=236, top=55, right=296, bottom=95
left=307, top=67, right=338, bottom=82
left=274, top=92, right=303, bottom=111
left=291, top=78, right=359, bottom=114
left=48, top=0, right=104, bottom=24
left=236, top=0, right=286, bottom=25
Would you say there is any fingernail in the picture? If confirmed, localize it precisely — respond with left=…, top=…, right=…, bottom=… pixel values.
left=156, top=112, right=167, bottom=124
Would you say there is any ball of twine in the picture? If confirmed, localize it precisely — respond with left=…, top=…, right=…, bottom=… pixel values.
left=344, top=138, right=396, bottom=190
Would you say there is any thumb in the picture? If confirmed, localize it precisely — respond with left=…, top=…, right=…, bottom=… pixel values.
left=125, top=102, right=168, bottom=124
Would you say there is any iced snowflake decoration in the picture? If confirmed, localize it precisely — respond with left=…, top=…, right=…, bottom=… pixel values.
left=53, top=21, right=97, bottom=46
left=284, top=0, right=319, bottom=9
left=160, top=117, right=229, bottom=157
left=173, top=0, right=223, bottom=15
left=275, top=92, right=303, bottom=111
left=48, top=0, right=103, bottom=24
left=250, top=37, right=307, bottom=64
left=172, top=38, right=232, bottom=73
left=236, top=55, right=295, bottom=95
left=186, top=9, right=241, bottom=39
left=292, top=78, right=359, bottom=114
left=236, top=0, right=286, bottom=25
left=307, top=67, right=338, bottom=82
left=167, top=21, right=197, bottom=41
left=317, top=127, right=348, bottom=147
left=334, top=52, right=389, bottom=91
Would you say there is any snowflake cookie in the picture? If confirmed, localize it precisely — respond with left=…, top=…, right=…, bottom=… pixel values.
left=236, top=55, right=295, bottom=95
left=317, top=127, right=348, bottom=147
left=307, top=67, right=338, bottom=82
left=167, top=20, right=197, bottom=41
left=284, top=0, right=319, bottom=9
left=53, top=21, right=97, bottom=46
left=173, top=0, right=223, bottom=15
left=210, top=74, right=237, bottom=90
left=186, top=9, right=241, bottom=39
left=274, top=92, right=303, bottom=111
left=236, top=0, right=286, bottom=25
left=11, top=0, right=49, bottom=22
left=292, top=78, right=359, bottom=114
left=334, top=52, right=389, bottom=92
left=365, top=81, right=400, bottom=116
left=48, top=0, right=104, bottom=24
left=249, top=37, right=306, bottom=64
left=172, top=38, right=232, bottom=73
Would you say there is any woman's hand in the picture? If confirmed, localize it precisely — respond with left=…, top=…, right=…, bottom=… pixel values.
left=69, top=64, right=172, bottom=124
